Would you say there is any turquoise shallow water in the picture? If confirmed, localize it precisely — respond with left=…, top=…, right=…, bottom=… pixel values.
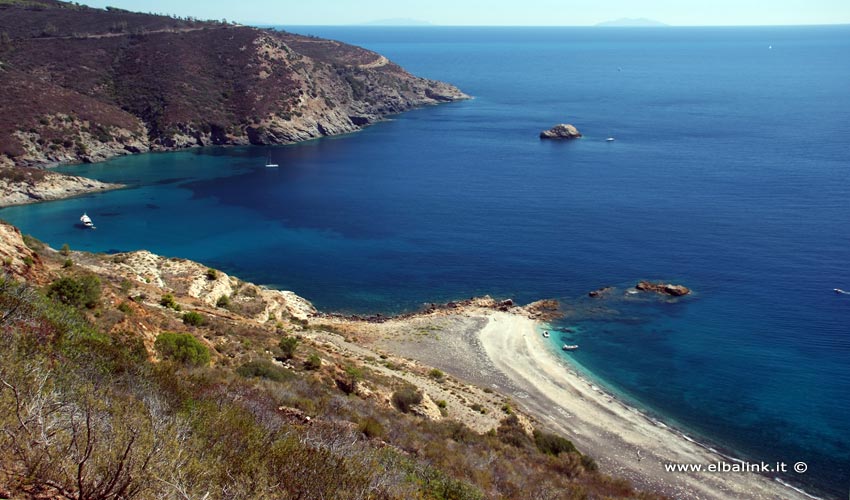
left=2, top=26, right=849, bottom=497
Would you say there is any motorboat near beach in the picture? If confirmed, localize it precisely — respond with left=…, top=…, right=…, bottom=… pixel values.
left=562, top=344, right=579, bottom=351
left=542, top=331, right=550, bottom=338
left=80, top=213, right=95, bottom=229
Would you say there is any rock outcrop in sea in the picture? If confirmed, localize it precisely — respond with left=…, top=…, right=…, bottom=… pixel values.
left=635, top=281, right=691, bottom=296
left=540, top=124, right=582, bottom=139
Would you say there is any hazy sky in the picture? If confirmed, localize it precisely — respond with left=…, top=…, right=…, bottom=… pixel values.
left=75, top=0, right=850, bottom=26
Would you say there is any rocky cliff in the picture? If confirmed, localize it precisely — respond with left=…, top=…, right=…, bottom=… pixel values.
left=0, top=0, right=468, bottom=204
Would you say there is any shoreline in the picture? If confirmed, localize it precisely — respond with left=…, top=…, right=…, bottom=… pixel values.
left=480, top=311, right=817, bottom=500
left=372, top=307, right=818, bottom=500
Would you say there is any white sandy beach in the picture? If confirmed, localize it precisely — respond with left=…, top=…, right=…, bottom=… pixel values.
left=478, top=311, right=815, bottom=500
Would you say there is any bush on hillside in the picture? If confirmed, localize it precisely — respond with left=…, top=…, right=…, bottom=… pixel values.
left=182, top=311, right=205, bottom=326
left=278, top=335, right=298, bottom=359
left=236, top=360, right=292, bottom=382
left=533, top=429, right=577, bottom=456
left=304, top=353, right=322, bottom=371
left=154, top=332, right=210, bottom=366
left=47, top=275, right=101, bottom=308
left=391, top=386, right=422, bottom=413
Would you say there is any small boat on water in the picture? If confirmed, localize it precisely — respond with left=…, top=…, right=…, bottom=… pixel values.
left=80, top=213, right=95, bottom=229
left=265, top=153, right=279, bottom=168
left=606, top=137, right=615, bottom=142
left=835, top=288, right=849, bottom=295
left=542, top=331, right=550, bottom=338
left=562, top=344, right=579, bottom=351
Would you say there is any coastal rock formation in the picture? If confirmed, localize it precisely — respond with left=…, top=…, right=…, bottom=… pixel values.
left=635, top=281, right=691, bottom=296
left=522, top=298, right=562, bottom=320
left=588, top=286, right=614, bottom=298
left=0, top=0, right=468, bottom=204
left=409, top=392, right=444, bottom=421
left=106, top=250, right=316, bottom=321
left=0, top=165, right=122, bottom=207
left=0, top=221, right=47, bottom=282
left=540, top=124, right=582, bottom=139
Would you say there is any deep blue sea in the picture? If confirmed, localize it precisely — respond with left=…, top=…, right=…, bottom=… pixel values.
left=2, top=26, right=849, bottom=497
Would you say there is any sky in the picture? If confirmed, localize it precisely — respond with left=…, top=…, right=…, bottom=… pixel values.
left=74, top=0, right=850, bottom=26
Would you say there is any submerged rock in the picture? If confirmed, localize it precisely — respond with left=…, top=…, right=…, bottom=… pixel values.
left=635, top=281, right=691, bottom=296
left=540, top=123, right=582, bottom=139
left=588, top=286, right=614, bottom=298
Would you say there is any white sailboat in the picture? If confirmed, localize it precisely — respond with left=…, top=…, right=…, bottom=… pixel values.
left=265, top=152, right=279, bottom=168
left=80, top=212, right=95, bottom=229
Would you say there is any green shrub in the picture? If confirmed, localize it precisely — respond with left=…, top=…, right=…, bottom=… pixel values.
left=160, top=293, right=180, bottom=310
left=182, top=311, right=205, bottom=326
left=357, top=417, right=384, bottom=438
left=278, top=335, right=298, bottom=359
left=154, top=332, right=210, bottom=366
left=391, top=386, right=422, bottom=413
left=62, top=259, right=73, bottom=268
left=304, top=353, right=322, bottom=371
left=58, top=243, right=70, bottom=256
left=337, top=365, right=364, bottom=394
left=216, top=294, right=230, bottom=308
left=236, top=360, right=292, bottom=382
left=22, top=234, right=44, bottom=251
left=117, top=302, right=133, bottom=315
left=47, top=275, right=101, bottom=308
left=428, top=368, right=445, bottom=380
left=533, top=429, right=577, bottom=456
left=205, top=268, right=218, bottom=280
left=436, top=399, right=447, bottom=409
left=497, top=414, right=532, bottom=448
left=23, top=256, right=34, bottom=267
left=120, top=278, right=132, bottom=294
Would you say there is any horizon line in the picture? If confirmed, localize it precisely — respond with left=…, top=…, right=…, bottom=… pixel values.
left=273, top=22, right=850, bottom=28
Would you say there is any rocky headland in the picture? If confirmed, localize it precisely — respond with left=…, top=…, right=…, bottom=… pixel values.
left=0, top=0, right=468, bottom=206
left=0, top=165, right=122, bottom=206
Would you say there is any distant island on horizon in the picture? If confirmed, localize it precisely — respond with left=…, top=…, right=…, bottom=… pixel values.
left=595, top=17, right=669, bottom=27
left=358, top=17, right=433, bottom=26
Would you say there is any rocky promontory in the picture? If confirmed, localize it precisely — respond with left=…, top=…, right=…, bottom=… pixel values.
left=540, top=124, right=582, bottom=139
left=0, top=165, right=122, bottom=207
left=0, top=0, right=468, bottom=206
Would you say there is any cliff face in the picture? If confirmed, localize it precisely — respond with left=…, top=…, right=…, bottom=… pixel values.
left=0, top=0, right=468, bottom=169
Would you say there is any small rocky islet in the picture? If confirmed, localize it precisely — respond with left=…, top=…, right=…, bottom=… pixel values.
left=539, top=123, right=582, bottom=139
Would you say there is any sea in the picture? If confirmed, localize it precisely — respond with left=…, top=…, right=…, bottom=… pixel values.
left=1, top=26, right=848, bottom=498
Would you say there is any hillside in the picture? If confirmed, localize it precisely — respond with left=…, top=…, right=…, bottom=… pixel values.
left=0, top=219, right=664, bottom=499
left=0, top=0, right=466, bottom=201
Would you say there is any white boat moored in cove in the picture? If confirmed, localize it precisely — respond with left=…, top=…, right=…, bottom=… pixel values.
left=80, top=213, right=95, bottom=229
left=562, top=344, right=579, bottom=351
